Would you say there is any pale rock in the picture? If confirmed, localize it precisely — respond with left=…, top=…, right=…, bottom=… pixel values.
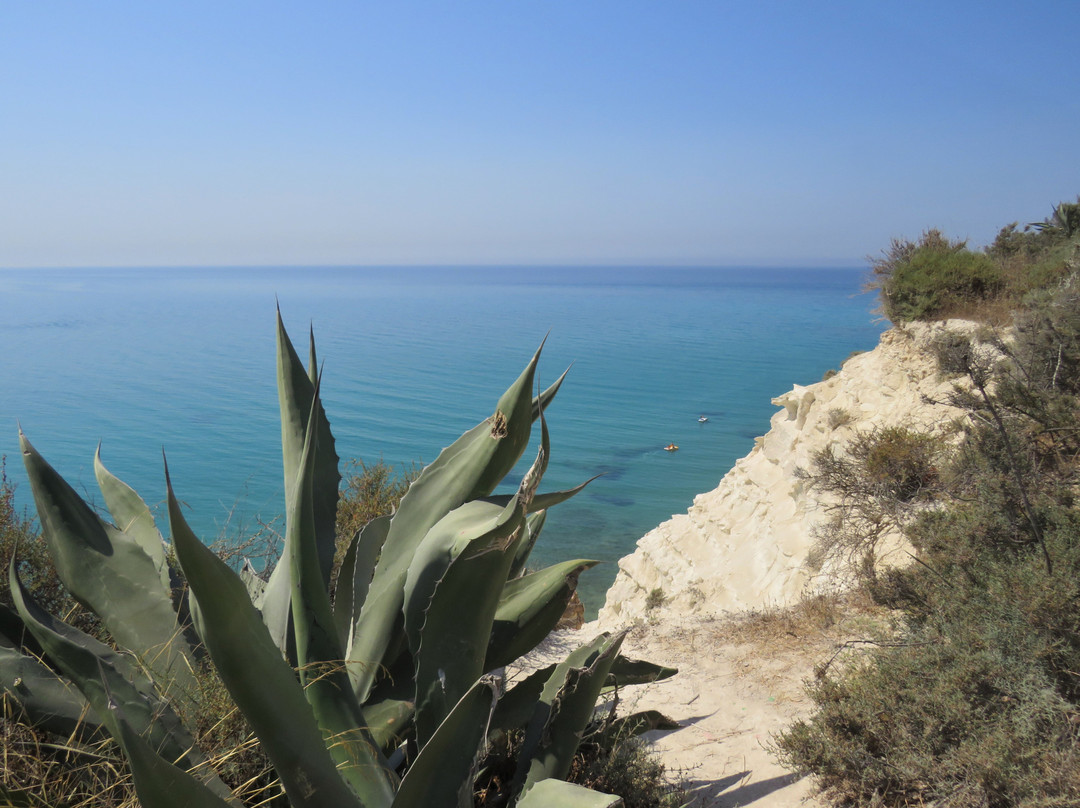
left=599, top=321, right=980, bottom=627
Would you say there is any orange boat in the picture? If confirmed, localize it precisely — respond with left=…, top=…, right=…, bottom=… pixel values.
left=664, top=443, right=679, bottom=452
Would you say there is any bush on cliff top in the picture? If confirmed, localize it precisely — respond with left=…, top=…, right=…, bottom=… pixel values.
left=871, top=229, right=1004, bottom=322
left=776, top=251, right=1080, bottom=807
left=868, top=198, right=1080, bottom=324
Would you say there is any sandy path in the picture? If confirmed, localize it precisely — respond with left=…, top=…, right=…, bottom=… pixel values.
left=609, top=617, right=820, bottom=807
left=526, top=605, right=873, bottom=807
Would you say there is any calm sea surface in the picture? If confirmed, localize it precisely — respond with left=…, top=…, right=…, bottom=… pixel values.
left=0, top=267, right=883, bottom=615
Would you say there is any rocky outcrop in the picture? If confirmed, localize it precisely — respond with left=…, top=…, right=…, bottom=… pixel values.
left=599, top=321, right=978, bottom=626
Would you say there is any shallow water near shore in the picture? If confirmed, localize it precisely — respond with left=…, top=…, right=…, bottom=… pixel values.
left=0, top=266, right=884, bottom=615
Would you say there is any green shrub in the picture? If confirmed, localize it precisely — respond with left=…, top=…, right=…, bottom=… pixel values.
left=872, top=229, right=1004, bottom=322
left=807, top=425, right=942, bottom=580
left=335, top=458, right=419, bottom=544
left=777, top=272, right=1080, bottom=806
left=776, top=520, right=1080, bottom=807
left=871, top=199, right=1080, bottom=326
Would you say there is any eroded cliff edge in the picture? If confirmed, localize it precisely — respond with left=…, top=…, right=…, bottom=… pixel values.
left=599, top=320, right=975, bottom=626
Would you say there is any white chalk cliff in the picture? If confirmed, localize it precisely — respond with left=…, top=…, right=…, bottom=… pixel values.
left=599, top=321, right=977, bottom=626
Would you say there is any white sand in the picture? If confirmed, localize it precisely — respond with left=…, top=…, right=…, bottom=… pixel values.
left=519, top=606, right=878, bottom=807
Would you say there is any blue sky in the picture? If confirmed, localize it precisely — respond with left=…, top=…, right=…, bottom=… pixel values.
left=2, top=1, right=1078, bottom=268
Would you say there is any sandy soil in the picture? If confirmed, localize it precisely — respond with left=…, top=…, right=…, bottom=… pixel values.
left=524, top=602, right=880, bottom=807
left=606, top=616, right=823, bottom=807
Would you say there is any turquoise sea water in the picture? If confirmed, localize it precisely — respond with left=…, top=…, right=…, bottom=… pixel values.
left=0, top=267, right=884, bottom=614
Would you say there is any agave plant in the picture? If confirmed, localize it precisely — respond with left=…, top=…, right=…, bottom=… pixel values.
left=1029, top=197, right=1080, bottom=240
left=0, top=313, right=675, bottom=807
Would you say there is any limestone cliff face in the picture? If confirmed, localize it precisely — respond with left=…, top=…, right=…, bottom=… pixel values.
left=599, top=321, right=976, bottom=626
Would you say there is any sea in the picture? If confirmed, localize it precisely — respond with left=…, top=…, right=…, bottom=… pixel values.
left=0, top=267, right=885, bottom=616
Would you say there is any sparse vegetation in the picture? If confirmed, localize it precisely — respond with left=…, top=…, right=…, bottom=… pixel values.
left=807, top=424, right=944, bottom=581
left=645, top=587, right=666, bottom=611
left=825, top=407, right=853, bottom=429
left=568, top=731, right=687, bottom=808
left=776, top=200, right=1080, bottom=807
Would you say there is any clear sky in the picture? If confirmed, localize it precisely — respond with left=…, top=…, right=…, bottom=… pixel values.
left=2, top=1, right=1078, bottom=268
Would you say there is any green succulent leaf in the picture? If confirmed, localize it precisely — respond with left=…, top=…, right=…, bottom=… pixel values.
left=515, top=778, right=623, bottom=808
left=19, top=433, right=196, bottom=690
left=166, top=469, right=376, bottom=808
left=348, top=344, right=542, bottom=702
left=490, top=665, right=553, bottom=734
left=334, top=514, right=391, bottom=651
left=94, top=446, right=172, bottom=594
left=508, top=510, right=547, bottom=580
left=486, top=559, right=599, bottom=671
left=112, top=704, right=237, bottom=808
left=285, top=384, right=398, bottom=802
left=590, top=709, right=680, bottom=748
left=8, top=561, right=229, bottom=798
left=363, top=694, right=415, bottom=751
left=279, top=312, right=341, bottom=585
left=260, top=311, right=341, bottom=655
left=392, top=678, right=497, bottom=808
left=606, top=656, right=678, bottom=687
left=0, top=645, right=106, bottom=741
left=238, top=559, right=267, bottom=608
left=515, top=631, right=627, bottom=799
left=532, top=367, right=569, bottom=421
left=483, top=474, right=601, bottom=516
left=0, top=602, right=43, bottom=657
left=405, top=498, right=523, bottom=745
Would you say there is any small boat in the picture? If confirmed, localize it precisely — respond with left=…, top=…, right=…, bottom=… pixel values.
left=698, top=416, right=709, bottom=423
left=664, top=443, right=679, bottom=452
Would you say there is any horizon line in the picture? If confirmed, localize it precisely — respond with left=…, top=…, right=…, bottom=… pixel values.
left=0, top=260, right=867, bottom=272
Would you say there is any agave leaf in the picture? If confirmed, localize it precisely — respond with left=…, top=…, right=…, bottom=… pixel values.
left=405, top=498, right=523, bottom=745
left=606, top=656, right=678, bottom=687
left=515, top=778, right=623, bottom=808
left=349, top=345, right=542, bottom=701
left=392, top=678, right=497, bottom=808
left=0, top=602, right=43, bottom=657
left=483, top=474, right=601, bottom=516
left=0, top=645, right=106, bottom=741
left=486, top=559, right=599, bottom=671
left=307, top=322, right=319, bottom=385
left=363, top=694, right=415, bottom=751
left=8, top=562, right=231, bottom=798
left=532, top=367, right=569, bottom=421
left=533, top=474, right=602, bottom=510
left=279, top=312, right=340, bottom=585
left=490, top=665, right=553, bottom=734
left=590, top=709, right=680, bottom=748
left=93, top=446, right=172, bottom=594
left=334, top=514, right=391, bottom=651
left=285, top=388, right=397, bottom=802
left=166, top=473, right=376, bottom=808
left=112, top=704, right=236, bottom=808
left=401, top=500, right=511, bottom=654
left=19, top=433, right=196, bottom=690
left=508, top=510, right=546, bottom=580
left=260, top=312, right=340, bottom=654
left=238, top=559, right=267, bottom=608
left=515, top=632, right=627, bottom=797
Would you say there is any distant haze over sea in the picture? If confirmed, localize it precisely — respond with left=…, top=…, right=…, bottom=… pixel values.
left=0, top=266, right=885, bottom=615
